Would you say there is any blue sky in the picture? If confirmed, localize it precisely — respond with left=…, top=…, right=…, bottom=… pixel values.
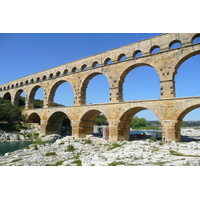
left=0, top=33, right=200, bottom=121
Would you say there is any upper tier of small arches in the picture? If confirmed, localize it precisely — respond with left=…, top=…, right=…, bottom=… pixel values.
left=0, top=33, right=200, bottom=92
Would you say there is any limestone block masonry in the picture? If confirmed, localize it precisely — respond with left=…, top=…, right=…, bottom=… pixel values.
left=0, top=33, right=200, bottom=142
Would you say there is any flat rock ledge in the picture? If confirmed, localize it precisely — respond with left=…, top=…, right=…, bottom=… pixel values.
left=1, top=135, right=200, bottom=166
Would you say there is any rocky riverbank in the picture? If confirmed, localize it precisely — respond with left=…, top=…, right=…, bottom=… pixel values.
left=0, top=131, right=62, bottom=143
left=181, top=128, right=200, bottom=136
left=1, top=134, right=200, bottom=166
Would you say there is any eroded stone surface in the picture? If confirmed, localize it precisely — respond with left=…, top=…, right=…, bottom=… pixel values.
left=1, top=136, right=200, bottom=166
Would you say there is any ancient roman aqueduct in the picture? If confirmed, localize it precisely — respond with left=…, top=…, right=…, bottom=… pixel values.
left=0, top=33, right=200, bottom=142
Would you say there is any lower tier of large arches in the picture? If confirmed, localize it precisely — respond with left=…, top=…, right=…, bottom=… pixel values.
left=23, top=96, right=200, bottom=142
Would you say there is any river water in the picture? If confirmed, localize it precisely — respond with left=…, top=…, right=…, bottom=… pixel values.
left=0, top=141, right=34, bottom=156
left=130, top=130, right=155, bottom=135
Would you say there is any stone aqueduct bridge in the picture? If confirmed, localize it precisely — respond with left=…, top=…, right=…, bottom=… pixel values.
left=0, top=33, right=200, bottom=142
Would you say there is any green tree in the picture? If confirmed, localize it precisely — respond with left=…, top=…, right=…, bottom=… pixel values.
left=95, top=114, right=108, bottom=126
left=130, top=117, right=147, bottom=129
left=0, top=98, right=22, bottom=124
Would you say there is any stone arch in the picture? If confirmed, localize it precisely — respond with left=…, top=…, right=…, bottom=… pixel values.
left=133, top=50, right=142, bottom=58
left=104, top=57, right=112, bottom=65
left=42, top=75, right=47, bottom=81
left=63, top=69, right=68, bottom=75
left=173, top=50, right=200, bottom=80
left=150, top=45, right=161, bottom=54
left=80, top=72, right=110, bottom=105
left=56, top=71, right=61, bottom=77
left=48, top=80, right=74, bottom=107
left=3, top=92, right=11, bottom=102
left=36, top=77, right=40, bottom=82
left=72, top=67, right=78, bottom=73
left=174, top=104, right=200, bottom=141
left=118, top=53, right=126, bottom=61
left=169, top=40, right=182, bottom=49
left=14, top=89, right=26, bottom=106
left=119, top=63, right=160, bottom=101
left=28, top=85, right=44, bottom=108
left=178, top=104, right=200, bottom=121
left=79, top=109, right=108, bottom=137
left=118, top=107, right=160, bottom=140
left=92, top=61, right=99, bottom=68
left=174, top=53, right=200, bottom=97
left=26, top=112, right=41, bottom=124
left=49, top=73, right=54, bottom=79
left=46, top=111, right=70, bottom=135
left=81, top=64, right=88, bottom=71
left=192, top=33, right=200, bottom=44
left=25, top=80, right=29, bottom=85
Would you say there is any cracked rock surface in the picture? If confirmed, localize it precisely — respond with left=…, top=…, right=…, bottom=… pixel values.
left=1, top=135, right=200, bottom=166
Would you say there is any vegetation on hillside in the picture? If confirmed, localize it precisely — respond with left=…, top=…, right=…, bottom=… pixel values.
left=19, top=97, right=63, bottom=108
left=181, top=121, right=200, bottom=127
left=0, top=98, right=24, bottom=131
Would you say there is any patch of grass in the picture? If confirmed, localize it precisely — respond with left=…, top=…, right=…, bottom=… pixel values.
left=74, top=153, right=81, bottom=159
left=45, top=152, right=57, bottom=156
left=12, top=158, right=22, bottom=163
left=54, top=160, right=64, bottom=166
left=59, top=142, right=65, bottom=145
left=28, top=132, right=39, bottom=140
left=72, top=160, right=82, bottom=166
left=170, top=150, right=200, bottom=157
left=152, top=147, right=159, bottom=152
left=159, top=141, right=165, bottom=145
left=150, top=137, right=157, bottom=142
left=134, top=156, right=142, bottom=160
left=84, top=139, right=92, bottom=144
left=33, top=144, right=38, bottom=150
left=127, top=163, right=141, bottom=166
left=65, top=145, right=75, bottom=152
left=108, top=161, right=126, bottom=166
left=153, top=161, right=166, bottom=166
left=23, top=146, right=30, bottom=149
left=107, top=143, right=122, bottom=150
left=34, top=137, right=45, bottom=145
